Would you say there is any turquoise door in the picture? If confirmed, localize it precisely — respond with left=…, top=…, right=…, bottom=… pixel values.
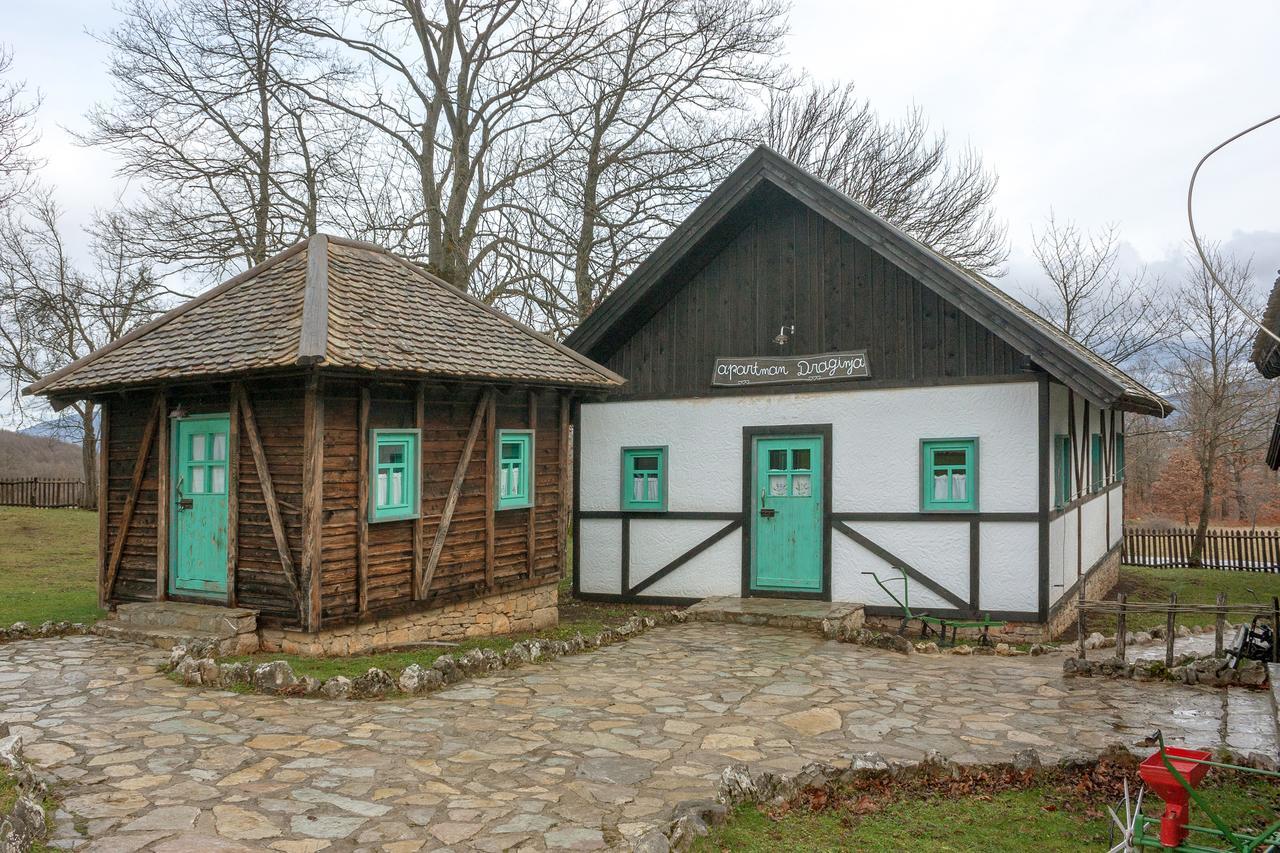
left=170, top=415, right=230, bottom=598
left=751, top=436, right=823, bottom=593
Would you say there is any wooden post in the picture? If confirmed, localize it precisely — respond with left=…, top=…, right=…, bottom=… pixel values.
left=526, top=390, right=537, bottom=581
left=1076, top=594, right=1087, bottom=660
left=1165, top=592, right=1177, bottom=668
left=558, top=394, right=571, bottom=578
left=357, top=385, right=370, bottom=615
left=411, top=381, right=426, bottom=600
left=484, top=391, right=496, bottom=592
left=1214, top=591, right=1226, bottom=658
left=1116, top=592, right=1127, bottom=662
left=155, top=391, right=169, bottom=601
left=97, top=402, right=111, bottom=610
left=301, top=374, right=324, bottom=632
left=226, top=389, right=240, bottom=607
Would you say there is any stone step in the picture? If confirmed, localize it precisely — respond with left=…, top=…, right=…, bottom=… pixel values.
left=90, top=621, right=258, bottom=657
left=110, top=602, right=257, bottom=637
left=684, top=596, right=865, bottom=635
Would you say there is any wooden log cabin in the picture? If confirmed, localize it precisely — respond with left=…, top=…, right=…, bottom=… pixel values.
left=25, top=235, right=623, bottom=655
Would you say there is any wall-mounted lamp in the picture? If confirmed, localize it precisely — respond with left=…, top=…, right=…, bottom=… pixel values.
left=773, top=324, right=795, bottom=347
left=168, top=404, right=188, bottom=420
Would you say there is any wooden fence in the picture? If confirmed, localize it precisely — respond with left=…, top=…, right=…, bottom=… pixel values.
left=1078, top=593, right=1279, bottom=666
left=1122, top=526, right=1280, bottom=573
left=0, top=478, right=86, bottom=509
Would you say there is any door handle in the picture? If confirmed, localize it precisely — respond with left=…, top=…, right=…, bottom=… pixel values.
left=177, top=498, right=193, bottom=511
left=759, top=508, right=776, bottom=518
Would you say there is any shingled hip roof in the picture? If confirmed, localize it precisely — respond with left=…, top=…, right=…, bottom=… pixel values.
left=565, top=146, right=1171, bottom=417
left=25, top=235, right=624, bottom=399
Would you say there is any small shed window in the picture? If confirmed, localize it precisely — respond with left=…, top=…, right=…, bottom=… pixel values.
left=370, top=430, right=419, bottom=522
left=1053, top=434, right=1071, bottom=508
left=921, top=439, right=977, bottom=512
left=1115, top=434, right=1126, bottom=481
left=621, top=447, right=666, bottom=511
left=1090, top=434, right=1103, bottom=492
left=496, top=430, right=534, bottom=510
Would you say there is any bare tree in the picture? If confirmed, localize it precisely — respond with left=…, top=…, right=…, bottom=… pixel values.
left=1025, top=212, right=1167, bottom=365
left=287, top=0, right=604, bottom=292
left=756, top=80, right=1007, bottom=275
left=0, top=45, right=41, bottom=211
left=0, top=189, right=167, bottom=504
left=1164, top=246, right=1274, bottom=562
left=82, top=0, right=352, bottom=280
left=501, top=0, right=785, bottom=333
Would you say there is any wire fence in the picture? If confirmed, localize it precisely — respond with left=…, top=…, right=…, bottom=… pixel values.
left=1122, top=526, right=1280, bottom=572
left=0, top=478, right=86, bottom=509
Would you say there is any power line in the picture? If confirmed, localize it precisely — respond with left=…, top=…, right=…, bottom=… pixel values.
left=1186, top=111, right=1280, bottom=346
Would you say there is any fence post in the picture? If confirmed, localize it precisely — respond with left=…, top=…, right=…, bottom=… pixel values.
left=1165, top=592, right=1177, bottom=668
left=1077, top=595, right=1087, bottom=660
left=1273, top=597, right=1279, bottom=665
left=1214, top=591, right=1226, bottom=658
left=1116, top=593, right=1127, bottom=662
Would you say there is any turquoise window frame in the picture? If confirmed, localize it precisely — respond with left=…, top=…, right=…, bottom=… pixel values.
left=1090, top=434, right=1103, bottom=492
left=920, top=438, right=978, bottom=512
left=1115, top=434, right=1125, bottom=481
left=1053, top=434, right=1071, bottom=508
left=496, top=430, right=534, bottom=510
left=620, top=447, right=667, bottom=512
left=369, top=429, right=419, bottom=523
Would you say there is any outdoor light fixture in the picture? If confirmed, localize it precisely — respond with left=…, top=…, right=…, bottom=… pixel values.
left=168, top=404, right=187, bottom=419
left=773, top=324, right=794, bottom=346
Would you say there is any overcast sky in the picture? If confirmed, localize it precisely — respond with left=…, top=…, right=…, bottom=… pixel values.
left=3, top=1, right=1280, bottom=426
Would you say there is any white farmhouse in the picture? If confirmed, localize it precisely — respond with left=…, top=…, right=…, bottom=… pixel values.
left=565, top=148, right=1171, bottom=640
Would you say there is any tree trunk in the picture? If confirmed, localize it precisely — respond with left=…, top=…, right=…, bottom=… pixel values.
left=1191, top=468, right=1213, bottom=566
left=80, top=402, right=98, bottom=511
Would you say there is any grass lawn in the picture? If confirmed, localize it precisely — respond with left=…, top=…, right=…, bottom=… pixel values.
left=695, top=773, right=1279, bottom=852
left=1086, top=564, right=1280, bottom=635
left=0, top=507, right=100, bottom=626
left=226, top=574, right=651, bottom=681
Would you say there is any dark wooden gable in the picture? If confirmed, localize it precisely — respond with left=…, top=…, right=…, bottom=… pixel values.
left=600, top=186, right=1028, bottom=398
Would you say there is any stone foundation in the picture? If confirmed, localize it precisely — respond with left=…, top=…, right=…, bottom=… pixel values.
left=862, top=546, right=1122, bottom=645
left=258, top=583, right=559, bottom=657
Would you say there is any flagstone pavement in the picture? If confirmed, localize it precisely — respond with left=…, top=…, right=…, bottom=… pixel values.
left=1, top=623, right=1274, bottom=852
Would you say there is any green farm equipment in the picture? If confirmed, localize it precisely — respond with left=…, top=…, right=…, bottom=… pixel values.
left=861, top=567, right=1005, bottom=646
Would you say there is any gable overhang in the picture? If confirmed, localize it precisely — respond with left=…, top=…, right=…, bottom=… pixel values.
left=567, top=147, right=1170, bottom=417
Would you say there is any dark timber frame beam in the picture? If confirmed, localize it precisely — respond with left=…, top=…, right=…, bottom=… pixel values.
left=419, top=388, right=493, bottom=600
left=154, top=390, right=169, bottom=601
left=357, top=385, right=371, bottom=613
left=832, top=519, right=968, bottom=610
left=627, top=520, right=742, bottom=596
left=301, top=373, right=324, bottom=631
left=235, top=382, right=303, bottom=622
left=104, top=392, right=164, bottom=602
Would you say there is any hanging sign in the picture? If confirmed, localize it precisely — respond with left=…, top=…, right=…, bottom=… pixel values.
left=712, top=350, right=871, bottom=387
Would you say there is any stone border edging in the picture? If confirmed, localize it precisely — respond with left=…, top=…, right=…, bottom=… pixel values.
left=1080, top=621, right=1219, bottom=652
left=0, top=731, right=51, bottom=853
left=0, top=621, right=91, bottom=645
left=1064, top=653, right=1270, bottom=687
left=165, top=611, right=682, bottom=699
left=634, top=744, right=1280, bottom=852
left=827, top=622, right=1058, bottom=658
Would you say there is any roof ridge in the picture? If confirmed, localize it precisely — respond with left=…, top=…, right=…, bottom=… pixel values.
left=326, top=235, right=625, bottom=386
left=23, top=238, right=311, bottom=397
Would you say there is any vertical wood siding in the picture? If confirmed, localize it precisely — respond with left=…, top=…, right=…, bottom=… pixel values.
left=602, top=195, right=1026, bottom=397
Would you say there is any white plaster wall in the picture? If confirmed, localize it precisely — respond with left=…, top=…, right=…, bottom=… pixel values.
left=1110, top=484, right=1125, bottom=547
left=579, top=382, right=1043, bottom=607
left=1082, top=494, right=1110, bottom=572
left=1048, top=512, right=1078, bottom=607
left=580, top=381, right=1040, bottom=514
left=979, top=522, right=1040, bottom=612
left=578, top=519, right=621, bottom=594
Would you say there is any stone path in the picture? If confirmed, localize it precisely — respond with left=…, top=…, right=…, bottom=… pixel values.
left=1, top=624, right=1274, bottom=852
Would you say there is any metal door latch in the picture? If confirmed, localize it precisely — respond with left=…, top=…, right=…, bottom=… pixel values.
left=759, top=508, right=776, bottom=517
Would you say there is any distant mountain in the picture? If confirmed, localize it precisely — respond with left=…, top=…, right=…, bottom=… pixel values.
left=0, top=429, right=83, bottom=479
left=18, top=411, right=98, bottom=445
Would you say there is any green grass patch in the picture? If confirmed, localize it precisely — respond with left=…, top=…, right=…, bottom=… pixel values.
left=225, top=579, right=650, bottom=683
left=0, top=507, right=100, bottom=625
left=695, top=772, right=1279, bottom=852
left=1087, top=565, right=1280, bottom=634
